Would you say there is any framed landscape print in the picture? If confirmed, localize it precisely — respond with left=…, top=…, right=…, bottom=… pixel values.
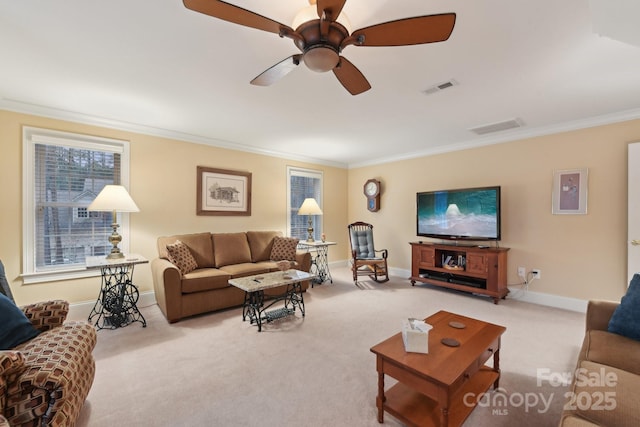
left=197, top=166, right=252, bottom=216
left=552, top=168, right=588, bottom=215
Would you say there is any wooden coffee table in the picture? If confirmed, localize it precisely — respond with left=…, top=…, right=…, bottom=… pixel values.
left=228, top=270, right=315, bottom=332
left=370, top=311, right=506, bottom=426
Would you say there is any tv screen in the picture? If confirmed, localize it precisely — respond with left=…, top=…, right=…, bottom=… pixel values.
left=416, top=186, right=501, bottom=241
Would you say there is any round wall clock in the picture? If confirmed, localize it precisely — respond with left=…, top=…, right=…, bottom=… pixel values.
left=364, top=179, right=381, bottom=212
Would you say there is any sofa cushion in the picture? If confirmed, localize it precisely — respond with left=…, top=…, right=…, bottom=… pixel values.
left=270, top=237, right=299, bottom=261
left=247, top=231, right=281, bottom=262
left=166, top=240, right=198, bottom=275
left=253, top=260, right=294, bottom=272
left=157, top=233, right=215, bottom=268
left=580, top=329, right=640, bottom=376
left=0, top=294, right=40, bottom=350
left=219, top=263, right=271, bottom=277
left=213, top=233, right=252, bottom=267
left=181, top=268, right=232, bottom=293
left=608, top=273, right=640, bottom=341
left=563, top=360, right=640, bottom=427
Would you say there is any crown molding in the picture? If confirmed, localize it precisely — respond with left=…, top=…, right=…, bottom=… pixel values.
left=4, top=96, right=639, bottom=171
left=0, top=97, right=348, bottom=169
left=348, top=107, right=640, bottom=168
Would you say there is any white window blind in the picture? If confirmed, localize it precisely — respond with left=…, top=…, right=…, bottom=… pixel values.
left=287, top=167, right=323, bottom=240
left=23, top=127, right=130, bottom=283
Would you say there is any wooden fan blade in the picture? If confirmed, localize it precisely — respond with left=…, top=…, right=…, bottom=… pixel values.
left=184, top=0, right=293, bottom=35
left=351, top=13, right=456, bottom=46
left=316, top=0, right=347, bottom=21
left=250, top=55, right=302, bottom=86
left=332, top=56, right=371, bottom=96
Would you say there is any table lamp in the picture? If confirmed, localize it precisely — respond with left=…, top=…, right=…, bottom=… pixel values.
left=88, top=185, right=139, bottom=259
left=297, top=198, right=323, bottom=242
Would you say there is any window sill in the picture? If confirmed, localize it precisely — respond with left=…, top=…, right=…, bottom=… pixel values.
left=21, top=268, right=100, bottom=284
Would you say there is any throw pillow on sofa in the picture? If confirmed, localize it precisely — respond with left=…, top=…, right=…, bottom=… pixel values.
left=0, top=293, right=40, bottom=350
left=270, top=237, right=299, bottom=262
left=608, top=273, right=640, bottom=341
left=166, top=240, right=198, bottom=274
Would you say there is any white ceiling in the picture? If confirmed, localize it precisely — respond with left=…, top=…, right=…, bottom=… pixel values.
left=2, top=0, right=640, bottom=168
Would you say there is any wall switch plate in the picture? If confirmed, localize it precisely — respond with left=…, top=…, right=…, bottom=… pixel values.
left=518, top=267, right=526, bottom=278
left=532, top=269, right=541, bottom=279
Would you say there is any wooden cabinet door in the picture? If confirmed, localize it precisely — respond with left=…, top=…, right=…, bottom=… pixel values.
left=466, top=253, right=487, bottom=275
left=417, top=247, right=435, bottom=268
left=412, top=245, right=435, bottom=276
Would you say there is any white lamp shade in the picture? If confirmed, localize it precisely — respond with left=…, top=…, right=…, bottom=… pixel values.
left=298, top=198, right=323, bottom=215
left=88, top=185, right=139, bottom=212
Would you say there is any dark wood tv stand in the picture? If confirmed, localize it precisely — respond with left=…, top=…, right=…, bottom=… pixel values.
left=410, top=242, right=509, bottom=304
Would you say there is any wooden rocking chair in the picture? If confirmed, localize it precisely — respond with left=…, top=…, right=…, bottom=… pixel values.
left=347, top=222, right=389, bottom=284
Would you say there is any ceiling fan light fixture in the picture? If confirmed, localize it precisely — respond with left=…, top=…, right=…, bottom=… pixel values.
left=183, top=0, right=455, bottom=95
left=303, top=45, right=339, bottom=72
left=292, top=3, right=351, bottom=33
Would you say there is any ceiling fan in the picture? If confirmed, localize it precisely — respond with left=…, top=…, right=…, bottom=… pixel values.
left=183, top=0, right=456, bottom=95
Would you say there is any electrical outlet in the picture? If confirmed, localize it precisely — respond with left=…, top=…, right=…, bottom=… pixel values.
left=518, top=267, right=526, bottom=278
left=532, top=269, right=541, bottom=280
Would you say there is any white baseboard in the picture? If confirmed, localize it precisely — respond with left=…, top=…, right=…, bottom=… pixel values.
left=507, top=286, right=588, bottom=313
left=363, top=264, right=589, bottom=313
left=68, top=291, right=157, bottom=322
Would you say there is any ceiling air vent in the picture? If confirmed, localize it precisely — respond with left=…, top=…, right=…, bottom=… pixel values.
left=422, top=79, right=458, bottom=95
left=469, top=118, right=524, bottom=135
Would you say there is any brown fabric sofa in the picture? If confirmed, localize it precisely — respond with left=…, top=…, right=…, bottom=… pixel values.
left=559, top=300, right=640, bottom=427
left=1, top=300, right=96, bottom=426
left=151, top=231, right=312, bottom=323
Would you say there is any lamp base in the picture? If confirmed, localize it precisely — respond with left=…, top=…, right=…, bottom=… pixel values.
left=106, top=250, right=125, bottom=260
left=307, top=217, right=314, bottom=242
left=106, top=222, right=125, bottom=259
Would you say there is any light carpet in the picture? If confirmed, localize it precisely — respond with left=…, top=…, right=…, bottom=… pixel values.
left=76, top=267, right=585, bottom=426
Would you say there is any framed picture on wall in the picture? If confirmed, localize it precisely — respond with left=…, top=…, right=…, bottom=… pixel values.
left=552, top=168, right=588, bottom=215
left=197, top=166, right=252, bottom=216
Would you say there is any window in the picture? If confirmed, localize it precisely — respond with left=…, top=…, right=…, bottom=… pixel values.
left=22, top=127, right=130, bottom=283
left=287, top=166, right=323, bottom=240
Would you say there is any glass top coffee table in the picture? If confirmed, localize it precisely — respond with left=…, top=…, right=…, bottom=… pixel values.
left=229, top=269, right=315, bottom=332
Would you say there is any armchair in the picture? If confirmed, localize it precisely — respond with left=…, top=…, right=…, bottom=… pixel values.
left=0, top=260, right=14, bottom=303
left=1, top=300, right=96, bottom=426
left=348, top=221, right=389, bottom=284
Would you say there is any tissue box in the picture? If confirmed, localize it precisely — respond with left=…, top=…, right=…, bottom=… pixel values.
left=402, top=319, right=432, bottom=354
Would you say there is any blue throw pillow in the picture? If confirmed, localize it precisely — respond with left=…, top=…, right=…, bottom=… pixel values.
left=608, top=273, right=640, bottom=341
left=0, top=293, right=41, bottom=350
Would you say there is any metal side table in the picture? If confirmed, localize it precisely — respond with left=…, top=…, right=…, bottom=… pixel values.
left=297, top=241, right=336, bottom=286
left=86, top=254, right=148, bottom=330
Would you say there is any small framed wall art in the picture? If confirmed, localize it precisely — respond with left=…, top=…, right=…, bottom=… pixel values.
left=552, top=168, right=588, bottom=215
left=197, top=166, right=252, bottom=216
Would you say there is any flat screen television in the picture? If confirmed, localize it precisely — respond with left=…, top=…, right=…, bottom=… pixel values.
left=416, top=186, right=501, bottom=241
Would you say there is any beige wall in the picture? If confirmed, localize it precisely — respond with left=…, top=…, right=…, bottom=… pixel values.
left=349, top=120, right=640, bottom=302
left=0, top=110, right=347, bottom=305
left=2, top=109, right=639, bottom=306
